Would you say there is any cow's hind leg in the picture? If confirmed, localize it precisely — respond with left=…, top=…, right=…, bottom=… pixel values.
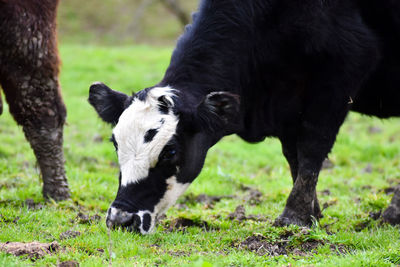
left=382, top=185, right=400, bottom=225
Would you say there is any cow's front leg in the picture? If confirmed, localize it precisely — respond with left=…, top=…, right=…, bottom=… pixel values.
left=276, top=87, right=352, bottom=226
left=2, top=71, right=70, bottom=201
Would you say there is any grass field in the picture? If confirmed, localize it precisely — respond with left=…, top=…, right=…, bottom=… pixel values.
left=0, top=44, right=400, bottom=266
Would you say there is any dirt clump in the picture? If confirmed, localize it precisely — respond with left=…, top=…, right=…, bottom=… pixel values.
left=383, top=187, right=396, bottom=195
left=73, top=212, right=101, bottom=224
left=238, top=185, right=264, bottom=205
left=0, top=241, right=59, bottom=260
left=236, top=233, right=348, bottom=257
left=182, top=193, right=235, bottom=206
left=58, top=260, right=79, bottom=267
left=25, top=199, right=44, bottom=210
left=59, top=230, right=81, bottom=240
left=227, top=205, right=268, bottom=222
left=369, top=210, right=382, bottom=220
left=238, top=234, right=287, bottom=256
left=166, top=217, right=212, bottom=232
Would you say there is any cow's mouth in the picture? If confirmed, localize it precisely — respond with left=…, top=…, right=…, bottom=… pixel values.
left=106, top=207, right=154, bottom=234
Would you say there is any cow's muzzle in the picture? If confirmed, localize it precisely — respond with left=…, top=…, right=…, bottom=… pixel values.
left=106, top=207, right=141, bottom=232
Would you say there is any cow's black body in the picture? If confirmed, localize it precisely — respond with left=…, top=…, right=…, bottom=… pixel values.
left=159, top=0, right=400, bottom=225
left=90, top=0, right=400, bottom=230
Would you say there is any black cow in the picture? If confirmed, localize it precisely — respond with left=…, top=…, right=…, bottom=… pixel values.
left=89, top=0, right=400, bottom=233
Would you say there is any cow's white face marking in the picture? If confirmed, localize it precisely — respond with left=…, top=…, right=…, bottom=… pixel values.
left=113, top=86, right=179, bottom=187
left=139, top=176, right=190, bottom=234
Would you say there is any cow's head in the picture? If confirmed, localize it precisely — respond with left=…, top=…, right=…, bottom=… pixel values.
left=88, top=82, right=240, bottom=234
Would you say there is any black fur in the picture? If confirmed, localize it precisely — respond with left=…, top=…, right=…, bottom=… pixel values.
left=91, top=0, right=400, bottom=231
left=144, top=128, right=159, bottom=143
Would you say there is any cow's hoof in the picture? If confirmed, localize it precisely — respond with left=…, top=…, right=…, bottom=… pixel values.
left=273, top=208, right=314, bottom=227
left=43, top=185, right=70, bottom=201
left=382, top=206, right=400, bottom=225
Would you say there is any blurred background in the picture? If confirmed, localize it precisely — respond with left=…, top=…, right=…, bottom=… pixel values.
left=57, top=0, right=198, bottom=45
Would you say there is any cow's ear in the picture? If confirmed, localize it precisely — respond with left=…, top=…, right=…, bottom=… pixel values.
left=88, top=82, right=131, bottom=125
left=196, top=92, right=240, bottom=132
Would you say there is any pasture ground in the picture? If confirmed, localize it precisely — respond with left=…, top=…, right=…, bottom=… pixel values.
left=0, top=45, right=399, bottom=266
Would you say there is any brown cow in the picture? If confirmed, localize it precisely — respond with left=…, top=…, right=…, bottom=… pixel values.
left=0, top=0, right=69, bottom=200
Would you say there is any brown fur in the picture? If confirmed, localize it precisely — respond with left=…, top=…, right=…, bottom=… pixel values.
left=0, top=0, right=70, bottom=200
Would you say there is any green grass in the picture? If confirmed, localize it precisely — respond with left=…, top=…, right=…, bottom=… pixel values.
left=57, top=0, right=198, bottom=45
left=0, top=44, right=400, bottom=266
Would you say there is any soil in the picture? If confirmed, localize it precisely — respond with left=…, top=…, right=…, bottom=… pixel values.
left=383, top=187, right=396, bottom=195
left=166, top=217, right=212, bottom=232
left=227, top=205, right=268, bottom=222
left=238, top=185, right=264, bottom=205
left=59, top=230, right=81, bottom=240
left=58, top=260, right=79, bottom=267
left=73, top=212, right=101, bottom=224
left=24, top=199, right=44, bottom=210
left=236, top=234, right=348, bottom=257
left=0, top=241, right=59, bottom=260
left=182, top=193, right=235, bottom=205
left=245, top=189, right=263, bottom=205
left=369, top=210, right=382, bottom=220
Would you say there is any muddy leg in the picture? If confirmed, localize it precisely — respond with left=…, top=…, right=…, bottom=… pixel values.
left=275, top=78, right=354, bottom=226
left=382, top=185, right=400, bottom=225
left=1, top=72, right=69, bottom=200
left=275, top=161, right=323, bottom=226
left=23, top=124, right=69, bottom=200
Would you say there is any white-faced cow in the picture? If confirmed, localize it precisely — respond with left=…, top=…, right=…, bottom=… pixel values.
left=89, top=0, right=400, bottom=233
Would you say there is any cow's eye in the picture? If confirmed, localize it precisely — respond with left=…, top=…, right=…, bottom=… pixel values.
left=161, top=148, right=176, bottom=161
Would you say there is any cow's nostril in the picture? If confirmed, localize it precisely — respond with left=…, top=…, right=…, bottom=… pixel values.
left=106, top=207, right=141, bottom=232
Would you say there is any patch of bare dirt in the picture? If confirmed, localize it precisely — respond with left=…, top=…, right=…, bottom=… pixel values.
left=369, top=210, right=382, bottom=220
left=181, top=193, right=236, bottom=208
left=238, top=185, right=264, bottom=205
left=0, top=241, right=59, bottom=260
left=59, top=230, right=81, bottom=240
left=25, top=199, right=44, bottom=210
left=382, top=187, right=397, bottom=195
left=236, top=234, right=348, bottom=257
left=166, top=218, right=214, bottom=232
left=71, top=212, right=101, bottom=224
left=58, top=260, right=79, bottom=267
left=227, top=205, right=268, bottom=222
